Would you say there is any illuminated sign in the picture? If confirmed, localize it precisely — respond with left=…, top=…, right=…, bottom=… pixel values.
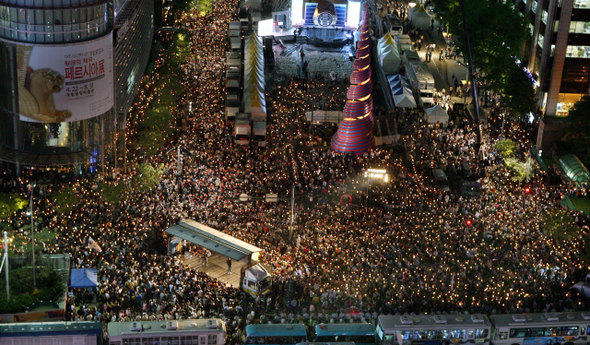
left=16, top=33, right=114, bottom=123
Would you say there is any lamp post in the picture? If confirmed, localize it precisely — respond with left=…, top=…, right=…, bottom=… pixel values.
left=28, top=184, right=36, bottom=289
left=2, top=231, right=9, bottom=300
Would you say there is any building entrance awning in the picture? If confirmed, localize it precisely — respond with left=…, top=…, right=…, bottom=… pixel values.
left=165, top=219, right=263, bottom=262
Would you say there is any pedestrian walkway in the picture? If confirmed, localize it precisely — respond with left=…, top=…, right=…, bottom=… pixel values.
left=411, top=28, right=468, bottom=96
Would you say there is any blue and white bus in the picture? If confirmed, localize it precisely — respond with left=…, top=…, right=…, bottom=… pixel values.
left=314, top=323, right=377, bottom=345
left=489, top=312, right=590, bottom=345
left=245, top=324, right=308, bottom=345
left=376, top=314, right=492, bottom=345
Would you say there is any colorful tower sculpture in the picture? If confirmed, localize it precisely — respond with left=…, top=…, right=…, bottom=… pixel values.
left=331, top=7, right=374, bottom=156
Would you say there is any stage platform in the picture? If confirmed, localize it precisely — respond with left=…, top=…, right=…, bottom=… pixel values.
left=262, top=26, right=354, bottom=48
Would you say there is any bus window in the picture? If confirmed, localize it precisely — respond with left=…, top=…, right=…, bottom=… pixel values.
left=509, top=328, right=527, bottom=338
left=475, top=329, right=489, bottom=338
left=397, top=331, right=411, bottom=340
left=545, top=328, right=556, bottom=336
left=560, top=327, right=578, bottom=336
left=529, top=328, right=545, bottom=337
left=449, top=330, right=465, bottom=339
left=468, top=330, right=474, bottom=339
left=439, top=330, right=449, bottom=339
left=499, top=332, right=508, bottom=340
left=413, top=331, right=420, bottom=340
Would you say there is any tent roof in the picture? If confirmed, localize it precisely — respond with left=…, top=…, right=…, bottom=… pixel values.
left=165, top=219, right=263, bottom=261
left=70, top=268, right=98, bottom=288
left=387, top=75, right=416, bottom=108
left=425, top=105, right=449, bottom=123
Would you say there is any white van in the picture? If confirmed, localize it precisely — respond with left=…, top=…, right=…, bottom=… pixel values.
left=241, top=263, right=272, bottom=296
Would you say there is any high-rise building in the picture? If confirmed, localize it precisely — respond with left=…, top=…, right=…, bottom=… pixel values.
left=0, top=0, right=153, bottom=175
left=514, top=0, right=590, bottom=116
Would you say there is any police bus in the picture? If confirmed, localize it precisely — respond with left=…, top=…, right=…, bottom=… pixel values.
left=107, top=318, right=226, bottom=345
left=489, top=312, right=590, bottom=345
left=376, top=314, right=492, bottom=345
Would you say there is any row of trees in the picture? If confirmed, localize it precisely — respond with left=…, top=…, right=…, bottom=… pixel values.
left=431, top=0, right=537, bottom=117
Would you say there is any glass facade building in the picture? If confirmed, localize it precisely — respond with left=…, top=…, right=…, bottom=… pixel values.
left=513, top=0, right=590, bottom=116
left=0, top=0, right=152, bottom=175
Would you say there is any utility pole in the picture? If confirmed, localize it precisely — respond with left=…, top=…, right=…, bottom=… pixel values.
left=29, top=187, right=36, bottom=289
left=289, top=184, right=295, bottom=242
left=460, top=0, right=482, bottom=148
left=2, top=231, right=9, bottom=300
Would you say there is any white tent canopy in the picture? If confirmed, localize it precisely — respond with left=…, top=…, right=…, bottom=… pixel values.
left=425, top=104, right=449, bottom=124
left=387, top=74, right=416, bottom=108
left=243, top=32, right=266, bottom=117
left=378, top=33, right=401, bottom=74
left=408, top=6, right=433, bottom=30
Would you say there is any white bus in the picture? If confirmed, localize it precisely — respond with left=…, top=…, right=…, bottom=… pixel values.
left=376, top=314, right=492, bottom=345
left=107, top=318, right=226, bottom=345
left=489, top=312, right=590, bottom=345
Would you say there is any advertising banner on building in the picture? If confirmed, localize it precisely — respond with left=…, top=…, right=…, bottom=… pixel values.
left=16, top=33, right=114, bottom=123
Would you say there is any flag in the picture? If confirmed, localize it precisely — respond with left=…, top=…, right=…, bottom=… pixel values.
left=87, top=237, right=102, bottom=253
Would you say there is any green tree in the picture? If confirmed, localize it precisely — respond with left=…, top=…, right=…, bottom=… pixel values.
left=0, top=266, right=63, bottom=311
left=494, top=138, right=517, bottom=158
left=500, top=64, right=537, bottom=118
left=432, top=0, right=529, bottom=93
left=131, top=162, right=165, bottom=192
left=0, top=192, right=28, bottom=219
left=135, top=107, right=176, bottom=155
left=10, top=228, right=57, bottom=254
left=50, top=185, right=79, bottom=214
left=136, top=130, right=168, bottom=155
left=99, top=182, right=129, bottom=204
left=542, top=209, right=581, bottom=241
left=565, top=95, right=590, bottom=164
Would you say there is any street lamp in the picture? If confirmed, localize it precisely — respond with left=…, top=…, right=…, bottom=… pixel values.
left=27, top=184, right=36, bottom=289
left=2, top=231, right=12, bottom=300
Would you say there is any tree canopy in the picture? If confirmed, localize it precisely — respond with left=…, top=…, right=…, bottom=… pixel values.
left=131, top=162, right=165, bottom=192
left=432, top=0, right=530, bottom=94
left=565, top=95, right=590, bottom=164
left=50, top=186, right=80, bottom=214
left=0, top=192, right=28, bottom=220
left=542, top=209, right=581, bottom=241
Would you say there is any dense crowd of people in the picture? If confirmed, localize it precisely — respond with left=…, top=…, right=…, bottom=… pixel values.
left=1, top=0, right=590, bottom=343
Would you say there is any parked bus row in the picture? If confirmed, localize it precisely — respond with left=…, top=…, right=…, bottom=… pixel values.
left=244, top=312, right=590, bottom=345
left=13, top=312, right=586, bottom=345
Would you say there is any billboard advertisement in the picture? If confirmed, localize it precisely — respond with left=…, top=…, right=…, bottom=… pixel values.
left=16, top=33, right=114, bottom=123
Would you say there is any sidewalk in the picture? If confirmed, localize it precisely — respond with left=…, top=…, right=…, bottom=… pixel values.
left=411, top=27, right=468, bottom=94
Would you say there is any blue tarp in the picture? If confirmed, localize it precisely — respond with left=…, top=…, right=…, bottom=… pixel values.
left=70, top=268, right=98, bottom=288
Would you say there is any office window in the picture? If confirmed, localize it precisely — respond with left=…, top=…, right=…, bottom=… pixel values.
left=532, top=1, right=538, bottom=14
left=574, top=0, right=589, bottom=8
left=566, top=45, right=590, bottom=58
left=569, top=21, right=590, bottom=33
left=538, top=33, right=544, bottom=48
left=542, top=10, right=547, bottom=25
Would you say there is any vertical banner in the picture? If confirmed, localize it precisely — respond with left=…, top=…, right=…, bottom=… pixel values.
left=16, top=33, right=114, bottom=123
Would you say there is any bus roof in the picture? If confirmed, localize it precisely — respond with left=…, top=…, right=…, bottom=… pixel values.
left=378, top=314, right=492, bottom=332
left=246, top=324, right=307, bottom=337
left=0, top=321, right=102, bottom=336
left=108, top=319, right=225, bottom=337
left=315, top=323, right=375, bottom=336
left=489, top=312, right=590, bottom=328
